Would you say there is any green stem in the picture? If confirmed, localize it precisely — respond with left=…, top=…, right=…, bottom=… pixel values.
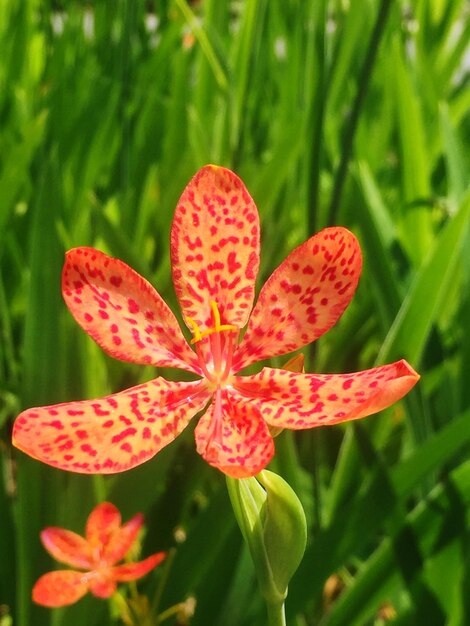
left=156, top=602, right=186, bottom=624
left=92, top=474, right=107, bottom=503
left=149, top=547, right=177, bottom=621
left=266, top=601, right=287, bottom=626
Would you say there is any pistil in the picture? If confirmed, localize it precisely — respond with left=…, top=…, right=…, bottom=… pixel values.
left=186, top=301, right=238, bottom=386
left=186, top=301, right=237, bottom=344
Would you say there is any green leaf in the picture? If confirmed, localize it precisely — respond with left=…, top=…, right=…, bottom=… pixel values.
left=321, top=459, right=470, bottom=625
left=289, top=408, right=470, bottom=614
left=439, top=102, right=470, bottom=207
left=377, top=190, right=470, bottom=366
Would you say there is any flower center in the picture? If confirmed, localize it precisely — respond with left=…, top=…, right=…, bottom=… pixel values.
left=186, top=301, right=238, bottom=388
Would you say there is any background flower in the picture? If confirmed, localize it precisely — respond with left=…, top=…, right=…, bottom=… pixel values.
left=33, top=502, right=166, bottom=608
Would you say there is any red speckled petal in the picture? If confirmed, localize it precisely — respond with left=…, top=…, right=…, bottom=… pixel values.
left=171, top=165, right=260, bottom=331
left=233, top=227, right=362, bottom=371
left=112, top=552, right=167, bottom=582
left=40, top=528, right=92, bottom=569
left=195, top=389, right=274, bottom=478
left=62, top=247, right=200, bottom=374
left=234, top=360, right=420, bottom=428
left=13, top=378, right=211, bottom=474
left=86, top=571, right=116, bottom=598
left=86, top=502, right=122, bottom=559
left=32, top=570, right=89, bottom=607
left=102, top=512, right=144, bottom=565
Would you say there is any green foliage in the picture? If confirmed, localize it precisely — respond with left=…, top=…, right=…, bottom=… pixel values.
left=1, top=0, right=470, bottom=624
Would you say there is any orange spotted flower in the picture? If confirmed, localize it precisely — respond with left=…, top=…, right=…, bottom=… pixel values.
left=13, top=165, right=419, bottom=478
left=33, top=502, right=166, bottom=607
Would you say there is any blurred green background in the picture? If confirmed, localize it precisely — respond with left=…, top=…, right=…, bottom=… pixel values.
left=1, top=0, right=470, bottom=624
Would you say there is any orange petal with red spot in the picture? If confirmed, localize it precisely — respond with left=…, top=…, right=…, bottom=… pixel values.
left=62, top=247, right=200, bottom=374
left=85, top=502, right=122, bottom=556
left=234, top=360, right=420, bottom=428
left=40, top=528, right=92, bottom=569
left=32, top=570, right=90, bottom=607
left=102, top=511, right=144, bottom=565
left=171, top=165, right=260, bottom=332
left=88, top=572, right=117, bottom=598
left=13, top=378, right=211, bottom=473
left=195, top=389, right=274, bottom=478
left=233, top=227, right=362, bottom=371
left=112, top=552, right=167, bottom=582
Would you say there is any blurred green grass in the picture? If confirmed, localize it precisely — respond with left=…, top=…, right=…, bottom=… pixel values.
left=1, top=1, right=470, bottom=624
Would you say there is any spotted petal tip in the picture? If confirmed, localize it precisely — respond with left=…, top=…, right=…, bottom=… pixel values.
left=234, top=227, right=362, bottom=370
left=103, top=511, right=145, bottom=565
left=171, top=165, right=260, bottom=332
left=62, top=247, right=199, bottom=374
left=12, top=378, right=210, bottom=474
left=32, top=570, right=90, bottom=607
left=112, top=552, right=167, bottom=582
left=233, top=359, right=419, bottom=430
left=40, top=528, right=91, bottom=569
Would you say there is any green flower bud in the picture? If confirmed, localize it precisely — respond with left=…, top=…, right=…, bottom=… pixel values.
left=227, top=470, right=307, bottom=606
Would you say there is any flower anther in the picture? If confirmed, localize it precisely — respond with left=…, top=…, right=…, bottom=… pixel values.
left=187, top=300, right=238, bottom=389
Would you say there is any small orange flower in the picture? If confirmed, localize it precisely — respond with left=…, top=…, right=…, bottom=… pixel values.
left=33, top=502, right=166, bottom=608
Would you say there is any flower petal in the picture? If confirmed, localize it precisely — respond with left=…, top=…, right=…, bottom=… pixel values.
left=62, top=247, right=200, bottom=373
left=171, top=165, right=260, bottom=331
left=86, top=502, right=122, bottom=557
left=234, top=360, right=420, bottom=428
left=13, top=378, right=211, bottom=473
left=32, top=570, right=89, bottom=607
left=88, top=571, right=116, bottom=598
left=112, top=552, right=167, bottom=582
left=233, top=227, right=362, bottom=370
left=102, top=511, right=144, bottom=565
left=195, top=389, right=274, bottom=478
left=40, top=528, right=92, bottom=569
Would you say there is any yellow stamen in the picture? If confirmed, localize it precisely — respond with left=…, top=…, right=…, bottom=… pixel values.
left=186, top=316, right=203, bottom=342
left=210, top=299, right=222, bottom=329
left=187, top=300, right=237, bottom=344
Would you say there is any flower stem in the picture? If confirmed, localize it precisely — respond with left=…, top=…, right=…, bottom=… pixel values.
left=266, top=601, right=287, bottom=626
left=156, top=602, right=185, bottom=624
left=149, top=547, right=177, bottom=621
